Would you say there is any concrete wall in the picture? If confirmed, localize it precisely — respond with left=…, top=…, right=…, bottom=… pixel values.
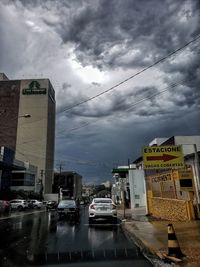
left=129, top=169, right=147, bottom=208
left=175, top=136, right=200, bottom=155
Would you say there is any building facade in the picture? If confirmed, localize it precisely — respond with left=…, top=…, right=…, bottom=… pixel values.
left=133, top=135, right=200, bottom=221
left=0, top=73, right=56, bottom=194
left=53, top=171, right=82, bottom=200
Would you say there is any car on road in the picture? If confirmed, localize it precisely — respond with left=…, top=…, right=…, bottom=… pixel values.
left=88, top=198, right=117, bottom=224
left=30, top=199, right=43, bottom=209
left=27, top=200, right=34, bottom=209
left=57, top=200, right=79, bottom=219
left=46, top=200, right=58, bottom=211
left=9, top=199, right=28, bottom=211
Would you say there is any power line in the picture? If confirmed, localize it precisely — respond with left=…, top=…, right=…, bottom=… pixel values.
left=57, top=77, right=195, bottom=135
left=57, top=33, right=200, bottom=114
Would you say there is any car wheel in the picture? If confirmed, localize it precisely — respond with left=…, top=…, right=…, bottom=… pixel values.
left=18, top=206, right=23, bottom=211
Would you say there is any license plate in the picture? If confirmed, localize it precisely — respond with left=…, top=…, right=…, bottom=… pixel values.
left=100, top=207, right=107, bottom=211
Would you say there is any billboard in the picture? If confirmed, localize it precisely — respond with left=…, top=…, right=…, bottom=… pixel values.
left=143, top=145, right=184, bottom=169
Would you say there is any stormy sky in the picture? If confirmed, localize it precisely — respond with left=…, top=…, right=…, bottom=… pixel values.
left=0, top=0, right=200, bottom=184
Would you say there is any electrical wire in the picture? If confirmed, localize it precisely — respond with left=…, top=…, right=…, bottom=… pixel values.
left=57, top=33, right=200, bottom=114
left=56, top=77, right=195, bottom=135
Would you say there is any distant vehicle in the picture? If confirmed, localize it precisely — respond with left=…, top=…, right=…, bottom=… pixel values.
left=88, top=198, right=117, bottom=224
left=31, top=200, right=43, bottom=209
left=9, top=199, right=28, bottom=211
left=57, top=200, right=79, bottom=219
left=27, top=200, right=34, bottom=209
left=46, top=200, right=58, bottom=211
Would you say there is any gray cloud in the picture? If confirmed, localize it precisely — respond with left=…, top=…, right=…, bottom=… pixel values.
left=47, top=0, right=200, bottom=69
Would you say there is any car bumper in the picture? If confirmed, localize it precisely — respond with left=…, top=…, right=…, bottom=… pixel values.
left=89, top=211, right=117, bottom=218
left=57, top=209, right=78, bottom=215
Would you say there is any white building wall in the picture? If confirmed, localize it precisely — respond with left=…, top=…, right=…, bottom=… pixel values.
left=129, top=169, right=147, bottom=208
left=174, top=136, right=200, bottom=155
left=149, top=138, right=169, bottom=146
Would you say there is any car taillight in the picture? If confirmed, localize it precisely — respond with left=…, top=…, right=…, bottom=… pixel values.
left=112, top=204, right=116, bottom=210
left=90, top=204, right=95, bottom=209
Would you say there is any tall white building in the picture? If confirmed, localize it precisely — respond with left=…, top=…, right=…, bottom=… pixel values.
left=16, top=79, right=56, bottom=193
left=0, top=74, right=56, bottom=194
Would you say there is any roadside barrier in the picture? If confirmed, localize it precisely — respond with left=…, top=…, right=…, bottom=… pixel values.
left=167, top=224, right=184, bottom=259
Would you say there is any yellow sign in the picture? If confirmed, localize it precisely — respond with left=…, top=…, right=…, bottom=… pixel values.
left=143, top=145, right=185, bottom=169
left=174, top=169, right=194, bottom=191
left=151, top=172, right=173, bottom=183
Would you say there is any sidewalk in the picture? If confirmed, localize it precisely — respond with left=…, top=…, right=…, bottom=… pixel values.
left=117, top=207, right=200, bottom=267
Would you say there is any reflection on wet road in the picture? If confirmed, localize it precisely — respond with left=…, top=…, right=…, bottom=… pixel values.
left=0, top=206, right=152, bottom=266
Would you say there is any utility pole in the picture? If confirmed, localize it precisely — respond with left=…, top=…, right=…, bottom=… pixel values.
left=39, top=169, right=44, bottom=200
left=57, top=163, right=63, bottom=202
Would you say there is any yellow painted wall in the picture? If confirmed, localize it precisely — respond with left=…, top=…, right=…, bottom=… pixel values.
left=151, top=197, right=195, bottom=221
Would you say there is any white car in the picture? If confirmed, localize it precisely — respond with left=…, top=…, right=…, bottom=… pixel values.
left=10, top=199, right=28, bottom=211
left=31, top=200, right=43, bottom=209
left=88, top=198, right=117, bottom=224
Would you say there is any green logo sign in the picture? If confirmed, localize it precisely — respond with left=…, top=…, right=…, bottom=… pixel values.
left=22, top=81, right=47, bottom=95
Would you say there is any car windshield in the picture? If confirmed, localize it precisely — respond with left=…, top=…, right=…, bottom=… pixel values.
left=94, top=199, right=112, bottom=204
left=60, top=200, right=75, bottom=205
left=0, top=1, right=200, bottom=267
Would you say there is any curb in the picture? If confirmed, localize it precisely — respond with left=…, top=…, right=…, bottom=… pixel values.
left=120, top=221, right=171, bottom=267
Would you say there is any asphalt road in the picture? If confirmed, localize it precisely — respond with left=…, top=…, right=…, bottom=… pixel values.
left=0, top=206, right=152, bottom=267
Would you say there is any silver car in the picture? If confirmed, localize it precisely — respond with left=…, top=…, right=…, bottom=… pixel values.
left=88, top=198, right=117, bottom=224
left=31, top=200, right=43, bottom=209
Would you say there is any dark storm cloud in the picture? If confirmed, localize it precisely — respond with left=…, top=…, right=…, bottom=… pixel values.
left=162, top=43, right=200, bottom=109
left=1, top=0, right=200, bottom=184
left=42, top=0, right=199, bottom=122
left=59, top=84, right=162, bottom=120
left=48, top=0, right=200, bottom=69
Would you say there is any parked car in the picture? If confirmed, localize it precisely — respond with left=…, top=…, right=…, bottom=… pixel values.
left=27, top=200, right=34, bottom=209
left=46, top=200, right=58, bottom=211
left=10, top=199, right=28, bottom=211
left=30, top=200, right=43, bottom=209
left=57, top=200, right=79, bottom=218
left=88, top=198, right=117, bottom=224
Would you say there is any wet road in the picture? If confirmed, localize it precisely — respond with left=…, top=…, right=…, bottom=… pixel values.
left=0, top=206, right=152, bottom=266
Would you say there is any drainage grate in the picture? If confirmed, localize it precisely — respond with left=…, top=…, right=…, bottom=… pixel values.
left=29, top=248, right=144, bottom=265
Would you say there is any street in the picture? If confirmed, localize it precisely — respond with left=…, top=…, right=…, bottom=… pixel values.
left=0, top=206, right=152, bottom=267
